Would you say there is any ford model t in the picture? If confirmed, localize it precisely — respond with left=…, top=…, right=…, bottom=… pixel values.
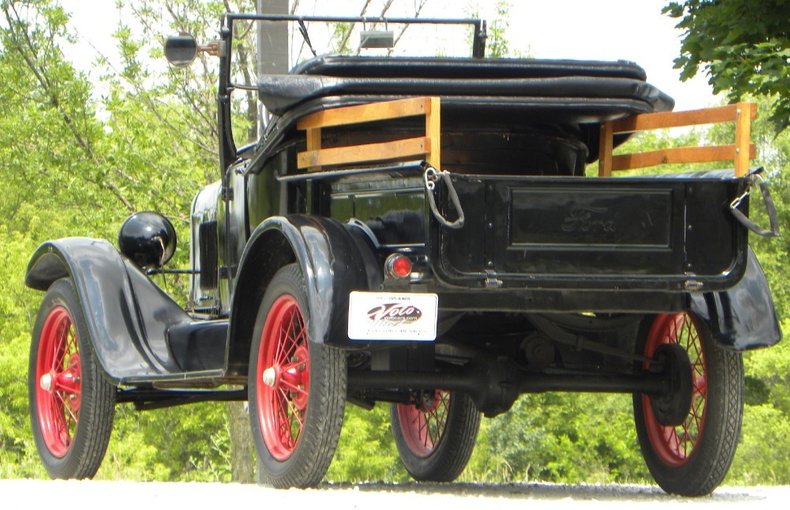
left=25, top=13, right=781, bottom=495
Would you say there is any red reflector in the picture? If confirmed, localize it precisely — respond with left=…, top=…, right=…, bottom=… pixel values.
left=386, top=254, right=413, bottom=279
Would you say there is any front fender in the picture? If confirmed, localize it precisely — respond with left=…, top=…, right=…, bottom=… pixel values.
left=26, top=238, right=189, bottom=383
left=691, top=248, right=781, bottom=350
left=226, top=215, right=379, bottom=375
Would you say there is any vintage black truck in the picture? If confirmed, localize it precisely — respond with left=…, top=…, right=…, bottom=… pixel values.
left=25, top=13, right=781, bottom=495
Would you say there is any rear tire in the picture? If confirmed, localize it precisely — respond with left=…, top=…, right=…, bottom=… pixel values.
left=29, top=278, right=115, bottom=479
left=248, top=264, right=346, bottom=488
left=391, top=390, right=480, bottom=481
left=633, top=312, right=743, bottom=496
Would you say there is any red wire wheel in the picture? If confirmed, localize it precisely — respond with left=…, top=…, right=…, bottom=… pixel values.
left=641, top=313, right=707, bottom=466
left=391, top=390, right=480, bottom=482
left=255, top=295, right=310, bottom=461
left=35, top=306, right=82, bottom=458
left=633, top=311, right=744, bottom=496
left=248, top=264, right=346, bottom=488
left=395, top=390, right=450, bottom=457
left=29, top=278, right=115, bottom=479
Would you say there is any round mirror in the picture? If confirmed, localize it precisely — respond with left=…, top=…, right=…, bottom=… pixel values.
left=164, top=33, right=197, bottom=67
left=118, top=212, right=177, bottom=269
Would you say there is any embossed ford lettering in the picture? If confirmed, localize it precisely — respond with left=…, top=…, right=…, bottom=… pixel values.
left=367, top=303, right=423, bottom=322
left=561, top=206, right=616, bottom=233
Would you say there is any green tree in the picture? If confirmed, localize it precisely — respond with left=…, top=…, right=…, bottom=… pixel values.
left=663, top=0, right=790, bottom=132
left=0, top=0, right=231, bottom=480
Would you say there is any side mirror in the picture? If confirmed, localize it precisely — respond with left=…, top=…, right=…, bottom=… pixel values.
left=164, top=33, right=198, bottom=67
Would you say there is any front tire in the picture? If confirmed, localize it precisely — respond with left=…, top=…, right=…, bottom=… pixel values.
left=248, top=264, right=346, bottom=488
left=391, top=390, right=480, bottom=481
left=633, top=312, right=743, bottom=496
left=29, top=278, right=115, bottom=479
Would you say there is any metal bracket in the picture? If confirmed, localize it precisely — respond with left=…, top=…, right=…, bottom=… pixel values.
left=483, top=271, right=503, bottom=288
left=424, top=165, right=465, bottom=229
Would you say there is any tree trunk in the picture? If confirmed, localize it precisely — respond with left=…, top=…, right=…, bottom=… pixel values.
left=228, top=402, right=256, bottom=483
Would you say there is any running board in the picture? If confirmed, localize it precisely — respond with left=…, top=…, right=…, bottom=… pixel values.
left=117, top=386, right=246, bottom=410
left=118, top=368, right=227, bottom=385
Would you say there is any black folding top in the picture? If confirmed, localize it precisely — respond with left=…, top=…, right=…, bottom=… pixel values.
left=258, top=55, right=672, bottom=116
left=255, top=55, right=674, bottom=162
left=291, top=55, right=649, bottom=81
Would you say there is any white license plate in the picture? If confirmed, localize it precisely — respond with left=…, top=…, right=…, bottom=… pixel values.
left=347, top=291, right=438, bottom=341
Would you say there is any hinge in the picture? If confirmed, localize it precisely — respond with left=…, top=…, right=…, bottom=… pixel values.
left=483, top=271, right=503, bottom=289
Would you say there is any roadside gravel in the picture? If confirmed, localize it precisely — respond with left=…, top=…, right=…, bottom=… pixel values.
left=2, top=480, right=787, bottom=509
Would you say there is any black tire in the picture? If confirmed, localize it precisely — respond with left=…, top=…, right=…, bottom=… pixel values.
left=633, top=312, right=743, bottom=496
left=391, top=390, right=481, bottom=481
left=28, top=278, right=115, bottom=479
left=248, top=264, right=346, bottom=488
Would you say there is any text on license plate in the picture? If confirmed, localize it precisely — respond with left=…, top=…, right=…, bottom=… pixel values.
left=347, top=291, right=438, bottom=341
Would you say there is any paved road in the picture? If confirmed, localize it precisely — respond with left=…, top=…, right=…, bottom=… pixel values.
left=2, top=479, right=785, bottom=509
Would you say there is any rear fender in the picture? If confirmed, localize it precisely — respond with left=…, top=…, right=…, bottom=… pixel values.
left=691, top=248, right=781, bottom=350
left=26, top=238, right=189, bottom=383
left=226, top=215, right=380, bottom=376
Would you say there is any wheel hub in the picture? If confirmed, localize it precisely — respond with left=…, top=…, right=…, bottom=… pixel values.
left=40, top=373, right=53, bottom=392
left=651, top=343, right=693, bottom=426
left=289, top=346, right=309, bottom=410
left=262, top=366, right=277, bottom=387
left=417, top=390, right=441, bottom=412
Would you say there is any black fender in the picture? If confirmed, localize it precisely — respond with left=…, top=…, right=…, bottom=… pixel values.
left=691, top=248, right=782, bottom=350
left=25, top=238, right=191, bottom=383
left=226, top=215, right=380, bottom=376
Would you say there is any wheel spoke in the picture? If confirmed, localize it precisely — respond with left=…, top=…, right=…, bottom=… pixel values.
left=52, top=392, right=75, bottom=447
left=55, top=391, right=79, bottom=425
left=279, top=378, right=308, bottom=396
left=51, top=320, right=66, bottom=372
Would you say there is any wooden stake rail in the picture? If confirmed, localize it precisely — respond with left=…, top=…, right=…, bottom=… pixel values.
left=296, top=96, right=441, bottom=172
left=598, top=102, right=757, bottom=177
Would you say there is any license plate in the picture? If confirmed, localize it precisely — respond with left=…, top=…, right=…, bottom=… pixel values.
left=347, top=291, right=438, bottom=341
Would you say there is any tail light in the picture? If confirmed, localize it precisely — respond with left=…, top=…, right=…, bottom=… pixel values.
left=385, top=253, right=413, bottom=279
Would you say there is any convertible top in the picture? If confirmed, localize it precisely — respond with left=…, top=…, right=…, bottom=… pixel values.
left=258, top=56, right=673, bottom=118
left=290, top=55, right=650, bottom=80
left=255, top=56, right=674, bottom=162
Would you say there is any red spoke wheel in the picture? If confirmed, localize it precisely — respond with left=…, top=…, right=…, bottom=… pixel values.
left=257, top=295, right=310, bottom=460
left=391, top=390, right=480, bottom=481
left=249, top=264, right=346, bottom=488
left=29, top=278, right=115, bottom=479
left=634, top=312, right=742, bottom=496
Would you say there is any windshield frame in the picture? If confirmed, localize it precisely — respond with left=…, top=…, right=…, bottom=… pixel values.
left=215, top=13, right=488, bottom=172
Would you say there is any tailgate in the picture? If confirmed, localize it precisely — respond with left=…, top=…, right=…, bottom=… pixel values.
left=429, top=173, right=748, bottom=292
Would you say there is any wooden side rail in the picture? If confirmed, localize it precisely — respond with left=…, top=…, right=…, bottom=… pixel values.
left=296, top=96, right=441, bottom=172
left=598, top=102, right=757, bottom=177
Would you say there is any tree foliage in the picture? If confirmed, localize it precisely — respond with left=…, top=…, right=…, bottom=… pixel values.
left=663, top=0, right=790, bottom=132
left=0, top=0, right=229, bottom=479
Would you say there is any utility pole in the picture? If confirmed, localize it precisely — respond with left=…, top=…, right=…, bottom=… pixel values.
left=227, top=2, right=290, bottom=484
left=256, top=0, right=289, bottom=136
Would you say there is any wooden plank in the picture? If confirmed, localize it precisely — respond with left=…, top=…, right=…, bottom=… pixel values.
left=297, top=97, right=430, bottom=130
left=609, top=103, right=757, bottom=134
left=734, top=102, right=754, bottom=176
left=611, top=144, right=756, bottom=171
left=297, top=136, right=430, bottom=170
left=598, top=122, right=614, bottom=176
left=305, top=127, right=322, bottom=172
left=425, top=97, right=441, bottom=169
